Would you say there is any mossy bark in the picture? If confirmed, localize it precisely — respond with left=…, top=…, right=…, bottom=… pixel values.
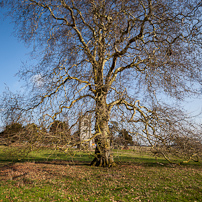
left=90, top=97, right=116, bottom=167
left=91, top=138, right=116, bottom=167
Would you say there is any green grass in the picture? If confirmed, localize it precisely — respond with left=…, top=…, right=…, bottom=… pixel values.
left=0, top=146, right=202, bottom=201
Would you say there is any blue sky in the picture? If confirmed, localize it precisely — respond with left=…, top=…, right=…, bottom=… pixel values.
left=0, top=9, right=201, bottom=125
left=0, top=10, right=31, bottom=95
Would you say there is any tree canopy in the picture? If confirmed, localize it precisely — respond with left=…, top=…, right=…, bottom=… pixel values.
left=1, top=0, right=202, bottom=166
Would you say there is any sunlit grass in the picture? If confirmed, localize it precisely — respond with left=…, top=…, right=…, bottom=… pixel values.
left=0, top=146, right=201, bottom=201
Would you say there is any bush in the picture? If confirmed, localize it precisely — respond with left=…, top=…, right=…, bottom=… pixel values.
left=0, top=122, right=23, bottom=145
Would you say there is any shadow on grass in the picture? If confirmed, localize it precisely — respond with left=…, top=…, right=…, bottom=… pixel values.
left=0, top=148, right=93, bottom=167
left=0, top=146, right=201, bottom=168
left=114, top=155, right=202, bottom=168
left=115, top=156, right=170, bottom=167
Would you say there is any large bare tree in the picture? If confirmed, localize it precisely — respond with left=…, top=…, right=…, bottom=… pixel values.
left=1, top=0, right=202, bottom=166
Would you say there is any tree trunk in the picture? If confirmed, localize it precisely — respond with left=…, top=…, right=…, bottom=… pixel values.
left=90, top=96, right=116, bottom=167
left=91, top=136, right=116, bottom=167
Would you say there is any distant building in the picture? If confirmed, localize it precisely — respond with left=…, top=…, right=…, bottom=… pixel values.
left=78, top=114, right=94, bottom=148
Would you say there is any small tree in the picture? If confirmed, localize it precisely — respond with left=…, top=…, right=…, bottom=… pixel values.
left=49, top=120, right=71, bottom=145
left=109, top=122, right=134, bottom=147
left=23, top=123, right=41, bottom=144
left=119, top=129, right=134, bottom=147
left=0, top=122, right=23, bottom=145
left=50, top=120, right=68, bottom=133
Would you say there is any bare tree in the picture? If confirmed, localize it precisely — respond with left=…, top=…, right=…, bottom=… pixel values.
left=146, top=105, right=202, bottom=163
left=1, top=0, right=202, bottom=166
left=0, top=88, right=24, bottom=126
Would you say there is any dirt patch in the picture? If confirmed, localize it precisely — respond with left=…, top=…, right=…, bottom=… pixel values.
left=0, top=161, right=72, bottom=182
left=0, top=161, right=142, bottom=183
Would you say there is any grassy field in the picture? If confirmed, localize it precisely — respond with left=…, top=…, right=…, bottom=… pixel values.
left=0, top=146, right=202, bottom=202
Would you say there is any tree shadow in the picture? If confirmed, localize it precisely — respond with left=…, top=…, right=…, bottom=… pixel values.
left=0, top=146, right=201, bottom=169
left=34, top=159, right=91, bottom=166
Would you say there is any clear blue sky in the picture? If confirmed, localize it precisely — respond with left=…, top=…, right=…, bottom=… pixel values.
left=0, top=10, right=31, bottom=95
left=0, top=8, right=201, bottom=124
